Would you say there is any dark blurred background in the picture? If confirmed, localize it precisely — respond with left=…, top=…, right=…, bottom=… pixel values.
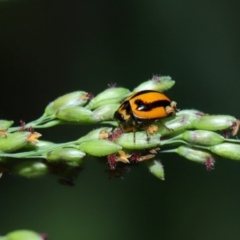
left=1, top=1, right=240, bottom=240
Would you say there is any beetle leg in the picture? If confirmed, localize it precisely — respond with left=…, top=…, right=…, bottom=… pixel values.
left=145, top=129, right=150, bottom=141
left=158, top=121, right=173, bottom=132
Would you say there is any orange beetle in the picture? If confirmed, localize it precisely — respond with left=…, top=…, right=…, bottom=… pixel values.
left=114, top=90, right=177, bottom=135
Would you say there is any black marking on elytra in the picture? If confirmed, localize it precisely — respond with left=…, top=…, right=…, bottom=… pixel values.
left=135, top=99, right=170, bottom=112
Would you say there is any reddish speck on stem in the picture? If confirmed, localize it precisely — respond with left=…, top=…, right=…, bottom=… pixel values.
left=221, top=129, right=230, bottom=139
left=40, top=233, right=48, bottom=240
left=107, top=154, right=117, bottom=169
left=28, top=125, right=34, bottom=133
left=152, top=75, right=161, bottom=82
left=205, top=157, right=215, bottom=171
left=19, top=121, right=35, bottom=133
left=108, top=128, right=123, bottom=141
left=130, top=153, right=140, bottom=162
left=86, top=92, right=94, bottom=100
left=20, top=120, right=26, bottom=131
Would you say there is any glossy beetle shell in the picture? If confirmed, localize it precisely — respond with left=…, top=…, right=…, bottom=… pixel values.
left=114, top=90, right=177, bottom=132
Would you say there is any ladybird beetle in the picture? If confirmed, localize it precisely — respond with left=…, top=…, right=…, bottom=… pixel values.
left=113, top=90, right=177, bottom=137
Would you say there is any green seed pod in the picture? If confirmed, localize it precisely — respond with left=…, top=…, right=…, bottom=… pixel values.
left=86, top=87, right=130, bottom=110
left=192, top=115, right=237, bottom=131
left=146, top=159, right=165, bottom=180
left=56, top=106, right=96, bottom=123
left=175, top=145, right=214, bottom=164
left=92, top=104, right=119, bottom=121
left=157, top=114, right=195, bottom=136
left=4, top=230, right=43, bottom=240
left=46, top=148, right=85, bottom=166
left=181, top=130, right=224, bottom=146
left=25, top=140, right=56, bottom=150
left=77, top=127, right=113, bottom=143
left=133, top=76, right=175, bottom=92
left=210, top=143, right=240, bottom=160
left=45, top=91, right=89, bottom=115
left=115, top=132, right=161, bottom=150
left=0, top=132, right=30, bottom=152
left=0, top=120, right=14, bottom=130
left=177, top=109, right=204, bottom=116
left=12, top=161, right=49, bottom=178
left=79, top=139, right=121, bottom=157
